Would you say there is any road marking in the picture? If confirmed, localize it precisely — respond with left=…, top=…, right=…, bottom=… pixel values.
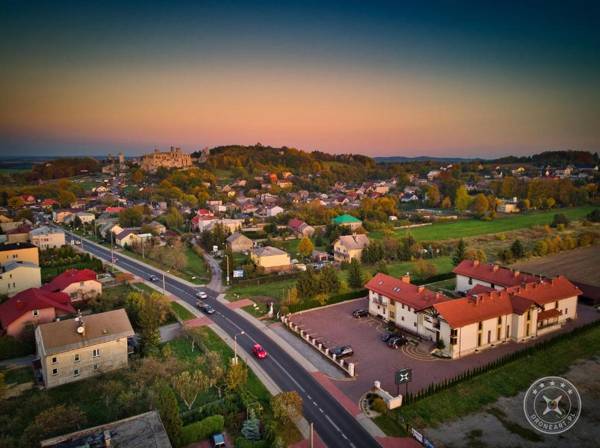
left=325, top=415, right=341, bottom=432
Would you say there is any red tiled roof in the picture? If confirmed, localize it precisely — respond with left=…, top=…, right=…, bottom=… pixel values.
left=288, top=218, right=305, bottom=231
left=453, top=260, right=539, bottom=287
left=538, top=308, right=561, bottom=320
left=466, top=284, right=496, bottom=296
left=510, top=276, right=582, bottom=306
left=365, top=273, right=449, bottom=311
left=105, top=206, right=125, bottom=214
left=42, top=269, right=98, bottom=293
left=0, top=288, right=73, bottom=329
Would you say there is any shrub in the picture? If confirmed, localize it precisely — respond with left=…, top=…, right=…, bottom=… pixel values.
left=0, top=335, right=34, bottom=361
left=235, top=438, right=269, bottom=448
left=371, top=397, right=387, bottom=414
left=587, top=208, right=600, bottom=222
left=551, top=213, right=569, bottom=228
left=181, top=415, right=225, bottom=446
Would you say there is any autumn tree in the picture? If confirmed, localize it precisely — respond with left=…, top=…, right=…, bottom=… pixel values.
left=454, top=186, right=471, bottom=211
left=119, top=207, right=144, bottom=227
left=510, top=239, right=525, bottom=259
left=470, top=193, right=489, bottom=217
left=226, top=362, right=248, bottom=391
left=172, top=370, right=208, bottom=411
left=271, top=391, right=303, bottom=439
left=131, top=169, right=144, bottom=184
left=348, top=258, right=364, bottom=289
left=414, top=259, right=437, bottom=280
left=298, top=237, right=314, bottom=258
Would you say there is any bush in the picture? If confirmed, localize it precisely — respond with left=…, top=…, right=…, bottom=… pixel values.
left=587, top=208, right=600, bottom=222
left=235, top=438, right=269, bottom=448
left=181, top=415, right=225, bottom=445
left=371, top=397, right=387, bottom=414
left=551, top=213, right=569, bottom=228
left=0, top=335, right=34, bottom=361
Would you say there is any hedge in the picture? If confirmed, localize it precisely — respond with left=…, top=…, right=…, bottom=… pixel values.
left=235, top=438, right=269, bottom=448
left=0, top=336, right=34, bottom=361
left=232, top=272, right=299, bottom=287
left=181, top=415, right=224, bottom=446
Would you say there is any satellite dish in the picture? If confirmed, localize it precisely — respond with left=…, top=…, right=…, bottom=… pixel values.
left=76, top=325, right=85, bottom=334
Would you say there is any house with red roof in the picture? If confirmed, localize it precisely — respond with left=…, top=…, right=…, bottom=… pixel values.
left=366, top=273, right=449, bottom=339
left=288, top=218, right=315, bottom=237
left=0, top=288, right=74, bottom=338
left=433, top=276, right=581, bottom=358
left=42, top=269, right=102, bottom=302
left=453, top=259, right=539, bottom=294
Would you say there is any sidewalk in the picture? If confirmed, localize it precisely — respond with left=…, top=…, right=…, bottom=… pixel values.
left=0, top=355, right=35, bottom=369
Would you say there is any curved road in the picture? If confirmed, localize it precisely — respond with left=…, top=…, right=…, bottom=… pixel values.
left=65, top=231, right=380, bottom=448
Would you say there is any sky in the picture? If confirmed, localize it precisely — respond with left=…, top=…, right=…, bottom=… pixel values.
left=1, top=0, right=599, bottom=158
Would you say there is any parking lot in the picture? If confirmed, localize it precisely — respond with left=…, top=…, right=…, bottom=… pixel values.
left=289, top=297, right=600, bottom=403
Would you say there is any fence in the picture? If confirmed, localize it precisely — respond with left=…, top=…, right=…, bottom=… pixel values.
left=280, top=314, right=356, bottom=377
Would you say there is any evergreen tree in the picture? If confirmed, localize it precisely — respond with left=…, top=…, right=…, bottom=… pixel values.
left=452, top=239, right=467, bottom=266
left=348, top=258, right=364, bottom=289
left=319, top=265, right=341, bottom=294
left=510, top=239, right=525, bottom=259
left=241, top=408, right=261, bottom=441
left=154, top=382, right=182, bottom=447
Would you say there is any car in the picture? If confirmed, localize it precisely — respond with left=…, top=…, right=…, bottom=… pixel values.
left=149, top=275, right=159, bottom=282
left=380, top=332, right=395, bottom=343
left=330, top=345, right=354, bottom=358
left=252, top=343, right=268, bottom=359
left=352, top=308, right=369, bottom=318
left=211, top=433, right=226, bottom=448
left=199, top=303, right=216, bottom=314
left=196, top=291, right=208, bottom=299
left=387, top=335, right=407, bottom=349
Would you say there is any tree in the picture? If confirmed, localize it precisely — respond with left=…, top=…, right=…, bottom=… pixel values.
left=298, top=237, right=314, bottom=258
left=464, top=248, right=487, bottom=263
left=587, top=209, right=600, bottom=222
left=7, top=196, right=24, bottom=209
left=454, top=185, right=471, bottom=211
left=271, top=391, right=303, bottom=439
left=551, top=213, right=570, bottom=228
left=319, top=265, right=340, bottom=294
left=241, top=408, right=261, bottom=441
left=131, top=169, right=144, bottom=184
left=284, top=287, right=300, bottom=307
left=128, top=293, right=165, bottom=355
left=57, top=189, right=77, bottom=207
left=164, top=207, right=184, bottom=230
left=452, top=239, right=467, bottom=266
left=226, top=362, right=248, bottom=391
left=470, top=193, right=489, bottom=217
left=510, top=239, right=525, bottom=259
left=425, top=184, right=441, bottom=207
left=348, top=258, right=364, bottom=289
left=119, top=207, right=143, bottom=227
left=414, top=259, right=437, bottom=279
left=172, top=370, right=208, bottom=411
left=374, top=260, right=389, bottom=275
left=0, top=372, right=5, bottom=400
left=154, top=382, right=183, bottom=447
left=22, top=404, right=87, bottom=447
left=440, top=196, right=452, bottom=209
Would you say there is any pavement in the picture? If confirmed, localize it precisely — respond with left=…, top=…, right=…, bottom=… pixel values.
left=63, top=229, right=382, bottom=448
left=0, top=355, right=35, bottom=369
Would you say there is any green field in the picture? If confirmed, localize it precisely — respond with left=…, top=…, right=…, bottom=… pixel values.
left=170, top=301, right=196, bottom=321
left=375, top=322, right=600, bottom=435
left=372, top=206, right=595, bottom=242
left=227, top=278, right=297, bottom=302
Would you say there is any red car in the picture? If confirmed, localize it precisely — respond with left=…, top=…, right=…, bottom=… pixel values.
left=252, top=344, right=268, bottom=359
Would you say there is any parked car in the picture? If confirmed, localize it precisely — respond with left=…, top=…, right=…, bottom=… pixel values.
left=252, top=344, right=268, bottom=359
left=352, top=308, right=369, bottom=318
left=330, top=345, right=354, bottom=358
left=196, top=291, right=208, bottom=299
left=387, top=335, right=407, bottom=349
left=199, top=303, right=216, bottom=315
left=211, top=433, right=226, bottom=448
left=149, top=275, right=159, bottom=282
left=380, top=332, right=395, bottom=343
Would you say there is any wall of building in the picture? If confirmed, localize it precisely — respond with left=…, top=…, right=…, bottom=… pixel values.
left=31, top=232, right=66, bottom=250
left=0, top=247, right=39, bottom=266
left=0, top=265, right=41, bottom=296
left=7, top=307, right=55, bottom=338
left=455, top=275, right=505, bottom=293
left=63, top=280, right=102, bottom=302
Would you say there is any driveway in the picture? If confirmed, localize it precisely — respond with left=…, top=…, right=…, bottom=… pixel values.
left=289, top=298, right=600, bottom=403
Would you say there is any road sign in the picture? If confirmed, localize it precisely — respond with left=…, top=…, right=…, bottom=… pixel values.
left=233, top=269, right=244, bottom=278
left=395, top=368, right=412, bottom=385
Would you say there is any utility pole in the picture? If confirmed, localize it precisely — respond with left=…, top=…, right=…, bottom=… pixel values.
left=226, top=253, right=230, bottom=286
left=309, top=422, right=314, bottom=448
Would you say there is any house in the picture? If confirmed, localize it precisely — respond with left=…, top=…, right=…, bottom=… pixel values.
left=311, top=250, right=329, bottom=262
left=226, top=232, right=254, bottom=253
left=0, top=261, right=42, bottom=296
left=426, top=170, right=442, bottom=181
left=333, top=234, right=369, bottom=263
left=0, top=219, right=32, bottom=233
left=65, top=211, right=95, bottom=225
left=30, top=226, right=66, bottom=250
left=195, top=218, right=243, bottom=234
left=41, top=199, right=59, bottom=209
left=366, top=273, right=449, bottom=339
left=497, top=197, right=520, bottom=214
left=453, top=260, right=538, bottom=294
left=146, top=221, right=167, bottom=235
left=40, top=411, right=172, bottom=448
left=266, top=205, right=284, bottom=217
left=434, top=276, right=581, bottom=358
left=0, top=288, right=74, bottom=338
left=332, top=214, right=362, bottom=231
left=35, top=309, right=134, bottom=388
left=250, top=246, right=292, bottom=273
left=52, top=209, right=75, bottom=223
left=42, top=268, right=102, bottom=302
left=0, top=242, right=39, bottom=266
left=105, top=206, right=126, bottom=214
left=288, top=218, right=315, bottom=237
left=4, top=224, right=31, bottom=244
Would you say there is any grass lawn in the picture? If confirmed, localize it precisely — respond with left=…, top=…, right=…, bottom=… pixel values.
left=1, top=366, right=34, bottom=385
left=371, top=256, right=453, bottom=280
left=132, top=282, right=157, bottom=295
left=375, top=322, right=600, bottom=435
left=372, top=206, right=595, bottom=242
left=170, top=301, right=196, bottom=321
left=227, top=278, right=297, bottom=302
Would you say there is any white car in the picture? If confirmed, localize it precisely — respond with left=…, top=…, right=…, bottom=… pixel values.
left=196, top=291, right=208, bottom=299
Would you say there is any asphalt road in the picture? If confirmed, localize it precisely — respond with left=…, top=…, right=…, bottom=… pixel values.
left=64, top=231, right=380, bottom=448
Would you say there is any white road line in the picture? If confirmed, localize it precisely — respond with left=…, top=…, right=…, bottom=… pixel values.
left=325, top=415, right=341, bottom=432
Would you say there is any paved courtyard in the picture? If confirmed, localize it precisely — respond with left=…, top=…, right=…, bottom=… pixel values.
left=288, top=297, right=600, bottom=404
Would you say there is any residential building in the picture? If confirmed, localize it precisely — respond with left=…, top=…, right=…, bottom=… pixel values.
left=140, top=147, right=193, bottom=172
left=333, top=234, right=369, bottom=263
left=52, top=209, right=75, bottom=223
left=332, top=214, right=362, bottom=231
left=250, top=246, right=292, bottom=273
left=434, top=277, right=581, bottom=358
left=366, top=273, right=449, bottom=339
left=288, top=218, right=315, bottom=237
left=65, top=211, right=96, bottom=225
left=0, top=288, right=73, bottom=338
left=0, top=219, right=31, bottom=233
left=4, top=224, right=31, bottom=244
left=453, top=260, right=538, bottom=294
left=227, top=232, right=253, bottom=253
left=40, top=411, right=172, bottom=448
left=497, top=197, right=520, bottom=213
left=266, top=205, right=284, bottom=217
left=0, top=242, right=39, bottom=265
left=30, top=226, right=66, bottom=250
left=0, top=261, right=42, bottom=296
left=35, top=309, right=134, bottom=388
left=42, top=268, right=102, bottom=302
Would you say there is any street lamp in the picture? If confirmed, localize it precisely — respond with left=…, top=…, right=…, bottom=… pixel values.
left=234, top=331, right=245, bottom=364
left=163, top=270, right=170, bottom=295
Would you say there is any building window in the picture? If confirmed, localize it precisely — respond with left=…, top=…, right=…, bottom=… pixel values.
left=74, top=354, right=80, bottom=363
left=565, top=308, right=568, bottom=315
left=478, top=322, right=483, bottom=331
left=477, top=333, right=482, bottom=347
left=491, top=283, right=495, bottom=289
left=527, top=310, right=531, bottom=321
left=401, top=316, right=404, bottom=321
left=92, top=349, right=100, bottom=358
left=468, top=277, right=473, bottom=285
left=33, top=309, right=40, bottom=317
left=450, top=329, right=458, bottom=345
left=73, top=368, right=80, bottom=377
left=52, top=357, right=57, bottom=364
left=52, top=368, right=58, bottom=376
left=93, top=364, right=99, bottom=371
left=497, top=317, right=502, bottom=325
left=487, top=330, right=491, bottom=343
left=497, top=327, right=501, bottom=340
left=414, top=322, right=417, bottom=327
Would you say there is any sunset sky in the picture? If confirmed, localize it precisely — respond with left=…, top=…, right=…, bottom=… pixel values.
left=1, top=1, right=599, bottom=157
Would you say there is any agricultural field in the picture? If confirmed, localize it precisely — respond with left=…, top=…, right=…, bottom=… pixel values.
left=511, top=245, right=600, bottom=287
left=372, top=206, right=595, bottom=242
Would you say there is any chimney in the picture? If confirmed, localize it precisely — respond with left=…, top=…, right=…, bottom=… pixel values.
left=417, top=286, right=424, bottom=293
left=401, top=272, right=410, bottom=283
left=493, top=265, right=499, bottom=272
left=514, top=270, right=520, bottom=278
left=473, top=260, right=479, bottom=267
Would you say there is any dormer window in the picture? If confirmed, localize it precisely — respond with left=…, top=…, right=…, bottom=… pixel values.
left=33, top=309, right=40, bottom=317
